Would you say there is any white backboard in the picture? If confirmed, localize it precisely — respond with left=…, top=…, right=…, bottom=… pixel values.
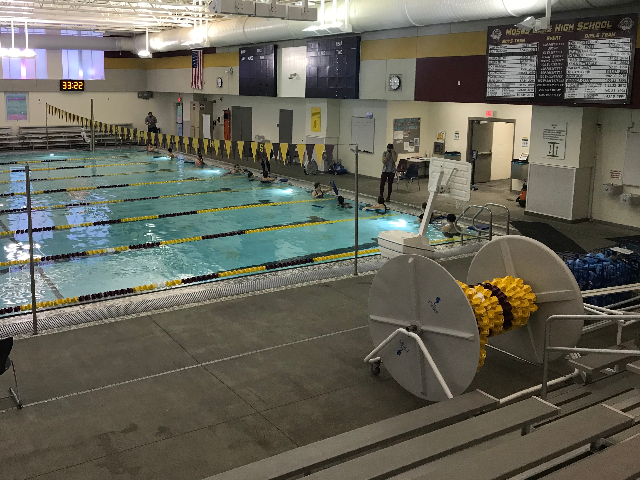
left=428, top=158, right=471, bottom=202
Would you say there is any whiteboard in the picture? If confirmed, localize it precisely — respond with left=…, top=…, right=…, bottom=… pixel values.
left=429, top=158, right=471, bottom=202
left=623, top=131, right=640, bottom=187
left=350, top=117, right=375, bottom=153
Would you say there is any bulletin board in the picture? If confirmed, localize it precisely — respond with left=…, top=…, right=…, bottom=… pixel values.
left=393, top=117, right=421, bottom=154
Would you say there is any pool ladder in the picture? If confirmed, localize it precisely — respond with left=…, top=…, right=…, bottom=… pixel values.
left=455, top=203, right=510, bottom=245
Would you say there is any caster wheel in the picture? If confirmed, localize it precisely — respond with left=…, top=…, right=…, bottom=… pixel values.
left=371, top=362, right=381, bottom=376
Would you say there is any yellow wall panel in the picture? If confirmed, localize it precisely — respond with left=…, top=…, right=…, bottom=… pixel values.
left=204, top=52, right=239, bottom=67
left=361, top=37, right=417, bottom=61
left=147, top=56, right=192, bottom=69
left=417, top=31, right=487, bottom=58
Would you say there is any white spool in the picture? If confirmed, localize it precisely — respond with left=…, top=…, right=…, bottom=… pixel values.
left=467, top=236, right=584, bottom=364
left=368, top=236, right=584, bottom=401
left=368, top=255, right=480, bottom=402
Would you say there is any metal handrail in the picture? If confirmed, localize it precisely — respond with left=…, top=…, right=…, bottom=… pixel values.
left=484, top=203, right=510, bottom=235
left=541, top=314, right=640, bottom=399
left=457, top=204, right=493, bottom=245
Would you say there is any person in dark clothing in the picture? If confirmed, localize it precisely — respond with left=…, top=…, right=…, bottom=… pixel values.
left=145, top=112, right=158, bottom=133
left=380, top=143, right=398, bottom=201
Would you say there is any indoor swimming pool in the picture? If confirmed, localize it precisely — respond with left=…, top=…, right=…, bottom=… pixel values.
left=0, top=148, right=448, bottom=312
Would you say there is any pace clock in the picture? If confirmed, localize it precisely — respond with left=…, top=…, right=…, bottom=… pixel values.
left=60, top=80, right=85, bottom=91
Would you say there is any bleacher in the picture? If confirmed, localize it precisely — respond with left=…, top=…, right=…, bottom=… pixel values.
left=0, top=125, right=135, bottom=151
left=0, top=127, right=22, bottom=151
left=208, top=348, right=640, bottom=480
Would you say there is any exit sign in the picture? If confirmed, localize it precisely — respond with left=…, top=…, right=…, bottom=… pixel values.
left=485, top=110, right=494, bottom=117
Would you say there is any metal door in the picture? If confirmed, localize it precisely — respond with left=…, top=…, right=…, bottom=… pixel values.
left=279, top=109, right=293, bottom=144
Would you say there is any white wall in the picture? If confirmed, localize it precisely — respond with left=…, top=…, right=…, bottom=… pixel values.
left=209, top=95, right=309, bottom=144
left=0, top=91, right=175, bottom=133
left=278, top=46, right=307, bottom=98
left=426, top=102, right=532, bottom=161
left=147, top=67, right=239, bottom=96
left=360, top=59, right=416, bottom=101
left=529, top=105, right=584, bottom=168
left=591, top=108, right=640, bottom=228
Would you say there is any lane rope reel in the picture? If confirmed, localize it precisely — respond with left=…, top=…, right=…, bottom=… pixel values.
left=457, top=277, right=537, bottom=369
left=366, top=236, right=585, bottom=402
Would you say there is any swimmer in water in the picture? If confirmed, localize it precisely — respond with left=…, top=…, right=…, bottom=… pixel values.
left=336, top=195, right=352, bottom=208
left=311, top=182, right=331, bottom=198
left=260, top=171, right=276, bottom=183
left=363, top=196, right=388, bottom=213
left=228, top=164, right=244, bottom=175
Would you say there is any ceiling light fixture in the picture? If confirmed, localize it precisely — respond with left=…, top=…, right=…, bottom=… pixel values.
left=515, top=0, right=551, bottom=31
left=138, top=27, right=152, bottom=57
left=0, top=20, right=35, bottom=58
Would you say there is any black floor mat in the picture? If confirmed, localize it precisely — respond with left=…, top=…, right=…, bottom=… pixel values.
left=606, top=235, right=640, bottom=245
left=511, top=221, right=586, bottom=254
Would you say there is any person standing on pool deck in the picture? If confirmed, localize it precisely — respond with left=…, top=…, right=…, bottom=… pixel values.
left=380, top=143, right=397, bottom=202
left=145, top=112, right=158, bottom=134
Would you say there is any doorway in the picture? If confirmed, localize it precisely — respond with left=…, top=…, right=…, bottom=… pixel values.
left=466, top=118, right=516, bottom=184
left=279, top=109, right=293, bottom=144
left=176, top=103, right=183, bottom=137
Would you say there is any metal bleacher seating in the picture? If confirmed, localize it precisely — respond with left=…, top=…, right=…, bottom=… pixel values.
left=0, top=125, right=135, bottom=151
left=209, top=347, right=640, bottom=480
left=0, top=127, right=21, bottom=151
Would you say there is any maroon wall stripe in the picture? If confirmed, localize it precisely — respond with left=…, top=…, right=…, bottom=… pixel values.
left=416, top=50, right=640, bottom=108
left=414, top=55, right=486, bottom=103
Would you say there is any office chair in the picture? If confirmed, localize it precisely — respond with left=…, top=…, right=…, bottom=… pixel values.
left=0, top=337, right=22, bottom=408
left=399, top=163, right=420, bottom=191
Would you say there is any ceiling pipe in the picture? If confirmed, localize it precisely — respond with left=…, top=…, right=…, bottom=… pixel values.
left=142, top=0, right=633, bottom=52
left=1, top=0, right=629, bottom=53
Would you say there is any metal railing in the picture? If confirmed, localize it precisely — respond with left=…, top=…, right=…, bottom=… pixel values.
left=484, top=203, right=510, bottom=235
left=457, top=204, right=493, bottom=245
left=541, top=313, right=640, bottom=399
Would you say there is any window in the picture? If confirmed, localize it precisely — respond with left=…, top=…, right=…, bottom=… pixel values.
left=5, top=93, right=28, bottom=121
left=62, top=49, right=104, bottom=80
left=61, top=30, right=102, bottom=37
left=1, top=50, right=47, bottom=79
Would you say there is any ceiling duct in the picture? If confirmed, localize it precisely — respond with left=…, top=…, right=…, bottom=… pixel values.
left=143, top=0, right=634, bottom=52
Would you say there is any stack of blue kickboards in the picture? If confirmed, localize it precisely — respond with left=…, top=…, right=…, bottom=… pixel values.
left=564, top=250, right=639, bottom=306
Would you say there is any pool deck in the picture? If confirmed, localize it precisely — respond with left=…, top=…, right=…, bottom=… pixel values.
left=1, top=148, right=640, bottom=479
left=2, top=253, right=639, bottom=480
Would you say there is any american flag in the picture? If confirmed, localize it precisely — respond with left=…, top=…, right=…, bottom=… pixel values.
left=191, top=49, right=203, bottom=89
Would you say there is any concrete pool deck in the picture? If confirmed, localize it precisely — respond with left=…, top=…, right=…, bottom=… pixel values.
left=1, top=148, right=640, bottom=479
left=2, top=253, right=639, bottom=480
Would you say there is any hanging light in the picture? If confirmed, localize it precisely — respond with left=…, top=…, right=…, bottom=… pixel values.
left=138, top=27, right=152, bottom=58
left=22, top=21, right=35, bottom=58
left=8, top=20, right=21, bottom=57
left=0, top=20, right=35, bottom=58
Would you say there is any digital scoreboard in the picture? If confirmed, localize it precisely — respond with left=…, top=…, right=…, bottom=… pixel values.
left=486, top=14, right=637, bottom=104
left=60, top=80, right=85, bottom=91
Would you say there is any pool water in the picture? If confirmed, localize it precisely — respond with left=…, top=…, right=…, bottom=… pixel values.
left=0, top=148, right=449, bottom=310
